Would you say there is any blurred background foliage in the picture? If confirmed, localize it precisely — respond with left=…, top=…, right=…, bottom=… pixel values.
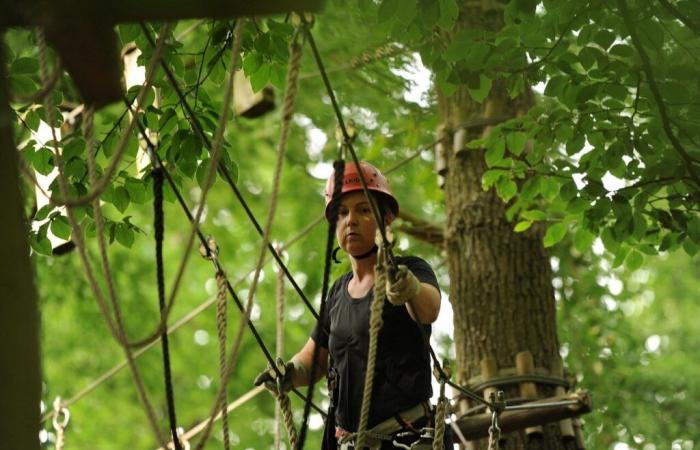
left=4, top=0, right=699, bottom=449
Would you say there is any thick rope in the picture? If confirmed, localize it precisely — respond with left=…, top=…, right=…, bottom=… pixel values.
left=154, top=165, right=183, bottom=450
left=276, top=391, right=299, bottom=448
left=354, top=251, right=388, bottom=450
left=39, top=30, right=166, bottom=444
left=49, top=24, right=172, bottom=208
left=193, top=27, right=303, bottom=450
left=215, top=272, right=231, bottom=450
left=433, top=391, right=448, bottom=450
left=274, top=252, right=286, bottom=450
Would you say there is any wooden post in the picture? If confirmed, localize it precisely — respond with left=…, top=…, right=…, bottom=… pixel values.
left=572, top=418, right=586, bottom=450
left=552, top=358, right=576, bottom=440
left=480, top=356, right=499, bottom=405
left=515, top=351, right=543, bottom=436
left=0, top=40, right=42, bottom=450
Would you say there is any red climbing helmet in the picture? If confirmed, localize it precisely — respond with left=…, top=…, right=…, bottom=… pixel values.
left=324, top=161, right=399, bottom=220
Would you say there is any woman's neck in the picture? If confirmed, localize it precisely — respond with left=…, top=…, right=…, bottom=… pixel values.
left=350, top=253, right=377, bottom=282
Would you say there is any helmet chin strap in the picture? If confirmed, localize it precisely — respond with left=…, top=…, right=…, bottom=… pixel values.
left=351, top=245, right=378, bottom=260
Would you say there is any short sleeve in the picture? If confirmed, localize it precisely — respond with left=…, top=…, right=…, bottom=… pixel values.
left=310, top=279, right=340, bottom=349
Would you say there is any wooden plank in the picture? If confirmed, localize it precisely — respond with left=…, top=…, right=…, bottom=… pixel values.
left=456, top=390, right=592, bottom=440
left=2, top=0, right=324, bottom=26
left=515, top=351, right=543, bottom=435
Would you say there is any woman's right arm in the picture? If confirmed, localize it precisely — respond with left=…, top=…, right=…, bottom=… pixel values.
left=290, top=338, right=329, bottom=387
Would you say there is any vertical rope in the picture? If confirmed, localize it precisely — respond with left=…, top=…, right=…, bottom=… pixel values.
left=432, top=388, right=448, bottom=450
left=193, top=25, right=303, bottom=450
left=354, top=251, right=387, bottom=450
left=153, top=165, right=183, bottom=450
left=38, top=24, right=166, bottom=444
left=276, top=390, right=299, bottom=448
left=274, top=252, right=286, bottom=450
left=215, top=272, right=231, bottom=450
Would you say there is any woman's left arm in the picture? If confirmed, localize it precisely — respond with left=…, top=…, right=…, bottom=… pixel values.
left=405, top=283, right=441, bottom=324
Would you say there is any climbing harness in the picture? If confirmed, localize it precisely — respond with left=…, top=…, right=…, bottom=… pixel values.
left=52, top=398, right=70, bottom=450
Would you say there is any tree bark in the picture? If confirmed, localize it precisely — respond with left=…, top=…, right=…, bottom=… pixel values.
left=0, top=38, right=42, bottom=450
left=440, top=4, right=572, bottom=449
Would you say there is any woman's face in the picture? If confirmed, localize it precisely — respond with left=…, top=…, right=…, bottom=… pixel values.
left=335, top=191, right=378, bottom=257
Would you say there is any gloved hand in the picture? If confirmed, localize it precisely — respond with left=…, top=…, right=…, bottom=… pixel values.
left=254, top=357, right=296, bottom=396
left=386, top=265, right=421, bottom=306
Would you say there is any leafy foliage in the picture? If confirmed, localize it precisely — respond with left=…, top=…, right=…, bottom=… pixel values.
left=5, top=0, right=699, bottom=449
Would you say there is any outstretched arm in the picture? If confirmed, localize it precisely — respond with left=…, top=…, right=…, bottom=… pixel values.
left=289, top=337, right=329, bottom=387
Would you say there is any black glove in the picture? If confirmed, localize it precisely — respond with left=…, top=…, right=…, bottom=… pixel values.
left=254, top=357, right=296, bottom=396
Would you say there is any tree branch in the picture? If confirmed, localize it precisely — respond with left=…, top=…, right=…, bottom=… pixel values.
left=395, top=209, right=444, bottom=247
left=618, top=0, right=700, bottom=190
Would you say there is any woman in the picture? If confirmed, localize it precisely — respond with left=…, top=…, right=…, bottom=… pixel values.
left=255, top=161, right=446, bottom=450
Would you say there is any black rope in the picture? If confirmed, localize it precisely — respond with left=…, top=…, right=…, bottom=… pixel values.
left=303, top=26, right=495, bottom=412
left=296, top=158, right=346, bottom=450
left=138, top=22, right=319, bottom=322
left=123, top=98, right=326, bottom=418
left=153, top=165, right=183, bottom=450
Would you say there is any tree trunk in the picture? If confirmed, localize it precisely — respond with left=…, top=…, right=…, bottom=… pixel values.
left=0, top=38, right=42, bottom=450
left=440, top=4, right=572, bottom=450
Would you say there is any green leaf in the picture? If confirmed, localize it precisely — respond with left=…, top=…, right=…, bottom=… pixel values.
left=496, top=178, right=517, bottom=202
left=514, top=221, right=532, bottom=232
left=625, top=250, right=644, bottom=271
left=249, top=64, right=270, bottom=92
left=683, top=239, right=700, bottom=257
left=687, top=217, right=700, bottom=244
left=378, top=0, right=399, bottom=23
left=484, top=136, right=505, bottom=167
left=125, top=177, right=147, bottom=204
left=115, top=223, right=135, bottom=248
left=269, top=63, right=286, bottom=90
left=506, top=132, right=527, bottom=156
left=10, top=75, right=37, bottom=98
left=11, top=57, right=39, bottom=75
left=540, top=177, right=559, bottom=202
left=30, top=229, right=52, bottom=256
left=33, top=148, right=54, bottom=175
left=593, top=30, right=616, bottom=50
left=34, top=205, right=54, bottom=222
left=437, top=0, right=459, bottom=30
left=113, top=186, right=130, bottom=213
left=467, top=74, right=492, bottom=103
left=50, top=215, right=72, bottom=240
left=63, top=138, right=85, bottom=160
left=573, top=227, right=595, bottom=253
left=242, top=52, right=263, bottom=76
left=521, top=210, right=546, bottom=221
left=159, top=108, right=178, bottom=135
left=544, top=75, right=567, bottom=97
left=481, top=169, right=506, bottom=190
left=543, top=222, right=567, bottom=248
left=26, top=109, right=40, bottom=131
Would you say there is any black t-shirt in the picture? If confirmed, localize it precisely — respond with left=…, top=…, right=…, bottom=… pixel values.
left=311, top=256, right=440, bottom=431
